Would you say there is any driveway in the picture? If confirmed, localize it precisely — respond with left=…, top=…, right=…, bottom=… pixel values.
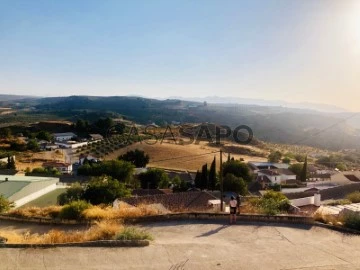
left=0, top=220, right=360, bottom=269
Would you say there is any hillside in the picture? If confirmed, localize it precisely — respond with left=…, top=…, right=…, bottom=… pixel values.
left=33, top=96, right=360, bottom=151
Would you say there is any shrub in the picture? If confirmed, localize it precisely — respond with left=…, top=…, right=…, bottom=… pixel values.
left=326, top=199, right=352, bottom=206
left=115, top=227, right=153, bottom=241
left=59, top=200, right=91, bottom=220
left=343, top=213, right=360, bottom=230
left=346, top=191, right=360, bottom=203
left=57, top=183, right=84, bottom=205
left=0, top=195, right=14, bottom=213
left=250, top=191, right=290, bottom=215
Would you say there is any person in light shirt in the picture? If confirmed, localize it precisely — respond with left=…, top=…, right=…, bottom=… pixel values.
left=229, top=196, right=238, bottom=224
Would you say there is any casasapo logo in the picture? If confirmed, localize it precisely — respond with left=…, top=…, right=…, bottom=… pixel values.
left=107, top=123, right=253, bottom=145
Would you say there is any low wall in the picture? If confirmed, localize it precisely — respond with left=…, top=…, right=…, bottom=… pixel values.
left=125, top=212, right=314, bottom=225
left=291, top=196, right=314, bottom=207
left=0, top=212, right=314, bottom=226
left=0, top=240, right=149, bottom=248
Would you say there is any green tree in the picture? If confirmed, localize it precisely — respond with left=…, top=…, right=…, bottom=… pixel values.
left=0, top=195, right=14, bottom=213
left=77, top=160, right=134, bottom=184
left=208, top=157, right=216, bottom=190
left=289, top=163, right=304, bottom=180
left=282, top=157, right=291, bottom=164
left=336, top=163, right=347, bottom=171
left=223, top=173, right=247, bottom=195
left=300, top=156, right=308, bottom=182
left=0, top=128, right=11, bottom=139
left=27, top=139, right=40, bottom=151
left=36, top=131, right=53, bottom=141
left=222, top=160, right=252, bottom=182
left=83, top=176, right=131, bottom=205
left=58, top=183, right=84, bottom=205
left=118, top=149, right=150, bottom=168
left=268, top=151, right=282, bottom=163
left=172, top=176, right=189, bottom=192
left=94, top=117, right=114, bottom=135
left=138, top=168, right=169, bottom=189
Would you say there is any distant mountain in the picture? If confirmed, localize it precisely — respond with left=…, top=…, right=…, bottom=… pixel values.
left=168, top=96, right=349, bottom=113
left=34, top=95, right=360, bottom=150
left=0, top=94, right=40, bottom=101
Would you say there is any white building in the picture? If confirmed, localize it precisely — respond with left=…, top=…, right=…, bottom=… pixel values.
left=43, top=162, right=72, bottom=174
left=257, top=169, right=296, bottom=185
left=53, top=132, right=77, bottom=142
left=248, top=161, right=290, bottom=173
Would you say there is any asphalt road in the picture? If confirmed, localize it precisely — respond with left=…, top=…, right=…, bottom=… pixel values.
left=1, top=220, right=360, bottom=270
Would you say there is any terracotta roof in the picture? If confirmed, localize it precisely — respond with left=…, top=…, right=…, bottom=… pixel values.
left=131, top=189, right=172, bottom=197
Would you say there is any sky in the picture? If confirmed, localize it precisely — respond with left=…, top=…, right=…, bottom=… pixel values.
left=0, top=0, right=359, bottom=111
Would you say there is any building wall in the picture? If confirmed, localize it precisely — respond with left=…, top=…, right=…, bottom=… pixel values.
left=12, top=183, right=58, bottom=208
left=8, top=179, right=59, bottom=203
left=55, top=135, right=73, bottom=142
left=290, top=194, right=321, bottom=207
left=0, top=155, right=16, bottom=163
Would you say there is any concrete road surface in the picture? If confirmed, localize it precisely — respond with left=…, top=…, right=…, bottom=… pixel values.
left=1, top=220, right=360, bottom=270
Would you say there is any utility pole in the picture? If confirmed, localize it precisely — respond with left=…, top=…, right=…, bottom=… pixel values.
left=220, top=149, right=223, bottom=212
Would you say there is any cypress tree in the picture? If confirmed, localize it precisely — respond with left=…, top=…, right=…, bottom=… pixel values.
left=208, top=157, right=216, bottom=190
left=300, top=156, right=308, bottom=182
left=194, top=170, right=202, bottom=189
left=201, top=163, right=208, bottom=190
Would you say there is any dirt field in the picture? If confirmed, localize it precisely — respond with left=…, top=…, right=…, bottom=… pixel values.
left=16, top=150, right=65, bottom=171
left=105, top=141, right=267, bottom=171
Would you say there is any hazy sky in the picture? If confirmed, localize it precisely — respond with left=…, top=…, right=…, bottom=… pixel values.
left=0, top=0, right=359, bottom=111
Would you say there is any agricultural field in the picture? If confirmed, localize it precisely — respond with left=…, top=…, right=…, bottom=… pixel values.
left=105, top=140, right=268, bottom=171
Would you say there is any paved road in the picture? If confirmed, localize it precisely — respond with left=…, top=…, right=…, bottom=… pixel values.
left=1, top=220, right=360, bottom=270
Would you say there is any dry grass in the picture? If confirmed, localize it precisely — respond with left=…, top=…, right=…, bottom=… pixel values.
left=239, top=204, right=261, bottom=214
left=82, top=204, right=158, bottom=220
left=105, top=141, right=267, bottom=171
left=16, top=151, right=64, bottom=171
left=8, top=204, right=158, bottom=221
left=8, top=206, right=62, bottom=219
left=0, top=220, right=124, bottom=244
left=313, top=212, right=343, bottom=225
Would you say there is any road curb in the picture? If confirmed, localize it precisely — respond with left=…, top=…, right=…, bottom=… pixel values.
left=0, top=240, right=149, bottom=248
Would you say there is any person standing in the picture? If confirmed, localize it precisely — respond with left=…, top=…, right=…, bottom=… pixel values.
left=229, top=196, right=238, bottom=224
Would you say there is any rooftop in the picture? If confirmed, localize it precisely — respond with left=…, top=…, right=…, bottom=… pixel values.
left=53, top=132, right=77, bottom=137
